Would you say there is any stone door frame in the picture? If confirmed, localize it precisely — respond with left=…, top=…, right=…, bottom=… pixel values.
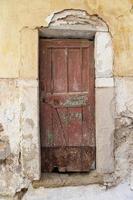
left=20, top=10, right=115, bottom=180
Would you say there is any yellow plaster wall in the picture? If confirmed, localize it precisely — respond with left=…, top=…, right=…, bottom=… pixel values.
left=0, top=0, right=133, bottom=78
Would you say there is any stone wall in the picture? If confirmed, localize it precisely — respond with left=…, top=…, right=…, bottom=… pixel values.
left=0, top=0, right=133, bottom=199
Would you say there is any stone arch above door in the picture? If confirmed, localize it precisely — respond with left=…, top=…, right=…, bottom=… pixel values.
left=40, top=9, right=108, bottom=39
left=49, top=9, right=108, bottom=31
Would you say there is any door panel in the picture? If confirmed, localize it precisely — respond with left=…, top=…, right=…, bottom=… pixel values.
left=82, top=48, right=90, bottom=91
left=40, top=39, right=95, bottom=172
left=68, top=48, right=82, bottom=92
left=39, top=47, right=52, bottom=93
left=52, top=48, right=67, bottom=93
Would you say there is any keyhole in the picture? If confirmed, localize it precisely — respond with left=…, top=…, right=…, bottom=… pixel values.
left=43, top=98, right=46, bottom=103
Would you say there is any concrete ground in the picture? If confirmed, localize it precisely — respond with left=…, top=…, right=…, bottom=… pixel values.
left=22, top=182, right=133, bottom=200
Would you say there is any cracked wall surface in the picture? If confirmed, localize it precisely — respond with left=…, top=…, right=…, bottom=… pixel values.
left=0, top=0, right=133, bottom=199
left=0, top=0, right=133, bottom=77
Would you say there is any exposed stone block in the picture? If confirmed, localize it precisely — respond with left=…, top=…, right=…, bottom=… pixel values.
left=32, top=171, right=103, bottom=188
left=96, top=88, right=115, bottom=173
left=115, top=78, right=133, bottom=115
left=130, top=170, right=133, bottom=190
left=22, top=183, right=133, bottom=200
left=49, top=10, right=108, bottom=32
left=96, top=78, right=114, bottom=87
left=19, top=80, right=40, bottom=180
left=0, top=141, right=10, bottom=160
left=95, top=32, right=113, bottom=78
left=0, top=80, right=20, bottom=154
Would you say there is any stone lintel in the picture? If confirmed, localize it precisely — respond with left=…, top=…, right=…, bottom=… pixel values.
left=95, top=32, right=113, bottom=78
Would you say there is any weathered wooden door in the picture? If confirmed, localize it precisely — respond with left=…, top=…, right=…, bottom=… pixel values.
left=39, top=39, right=95, bottom=172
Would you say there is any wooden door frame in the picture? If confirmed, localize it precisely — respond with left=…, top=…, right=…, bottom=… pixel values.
left=19, top=11, right=115, bottom=182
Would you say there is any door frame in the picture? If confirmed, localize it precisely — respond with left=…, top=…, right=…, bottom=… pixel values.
left=19, top=11, right=115, bottom=181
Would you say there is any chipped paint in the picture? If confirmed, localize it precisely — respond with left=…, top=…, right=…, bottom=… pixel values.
left=0, top=1, right=132, bottom=77
left=45, top=13, right=55, bottom=25
left=63, top=95, right=88, bottom=107
left=26, top=118, right=35, bottom=129
left=60, top=112, right=82, bottom=124
left=47, top=130, right=54, bottom=144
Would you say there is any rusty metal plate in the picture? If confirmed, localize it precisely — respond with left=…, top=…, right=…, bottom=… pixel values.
left=41, top=146, right=96, bottom=172
left=41, top=93, right=89, bottom=107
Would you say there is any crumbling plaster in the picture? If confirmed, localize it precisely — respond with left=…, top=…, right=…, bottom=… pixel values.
left=0, top=0, right=133, bottom=78
left=0, top=1, right=133, bottom=199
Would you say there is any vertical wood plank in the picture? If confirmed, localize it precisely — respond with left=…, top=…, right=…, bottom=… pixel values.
left=53, top=107, right=68, bottom=147
left=52, top=48, right=67, bottom=93
left=82, top=43, right=95, bottom=147
left=68, top=48, right=82, bottom=92
left=88, top=43, right=95, bottom=146
left=39, top=47, right=51, bottom=93
left=82, top=106, right=95, bottom=146
left=82, top=48, right=89, bottom=92
left=41, top=103, right=53, bottom=147
left=67, top=107, right=82, bottom=146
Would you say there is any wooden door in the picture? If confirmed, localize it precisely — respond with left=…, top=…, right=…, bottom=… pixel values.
left=39, top=39, right=95, bottom=172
